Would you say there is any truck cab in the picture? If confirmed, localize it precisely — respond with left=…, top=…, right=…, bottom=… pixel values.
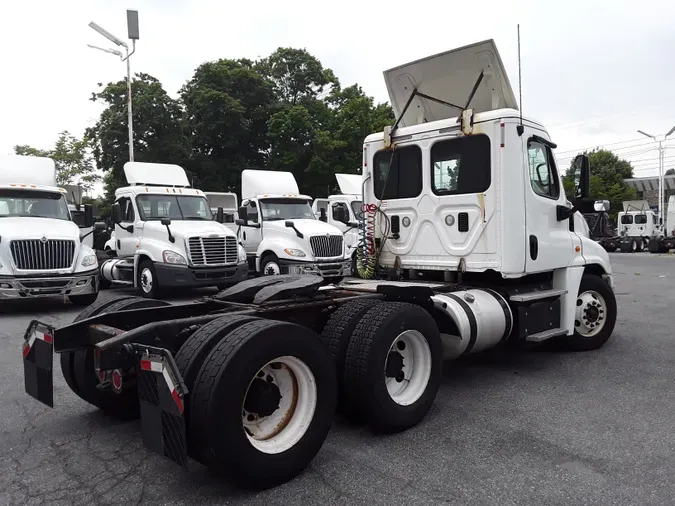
left=236, top=169, right=350, bottom=282
left=100, top=162, right=248, bottom=298
left=312, top=173, right=363, bottom=275
left=617, top=200, right=661, bottom=252
left=0, top=155, right=101, bottom=305
left=360, top=39, right=613, bottom=341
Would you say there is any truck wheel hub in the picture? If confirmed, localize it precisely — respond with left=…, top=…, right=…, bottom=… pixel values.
left=244, top=377, right=281, bottom=417
left=384, top=330, right=432, bottom=406
left=575, top=291, right=606, bottom=337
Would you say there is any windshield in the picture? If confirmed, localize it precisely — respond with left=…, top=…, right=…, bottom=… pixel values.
left=260, top=198, right=315, bottom=221
left=0, top=189, right=70, bottom=220
left=136, top=195, right=211, bottom=221
left=350, top=200, right=363, bottom=219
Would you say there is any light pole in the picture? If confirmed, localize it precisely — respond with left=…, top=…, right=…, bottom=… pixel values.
left=87, top=10, right=140, bottom=162
left=637, top=125, right=675, bottom=225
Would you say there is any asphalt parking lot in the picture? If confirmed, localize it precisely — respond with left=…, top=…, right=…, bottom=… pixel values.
left=1, top=253, right=675, bottom=506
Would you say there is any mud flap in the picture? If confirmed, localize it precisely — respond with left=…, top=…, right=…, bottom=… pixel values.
left=23, top=320, right=55, bottom=408
left=133, top=344, right=189, bottom=468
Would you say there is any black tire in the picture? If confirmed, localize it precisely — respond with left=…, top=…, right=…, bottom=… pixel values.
left=323, top=276, right=343, bottom=285
left=604, top=244, right=617, bottom=252
left=68, top=297, right=170, bottom=419
left=649, top=238, right=662, bottom=254
left=562, top=274, right=617, bottom=352
left=319, top=299, right=381, bottom=413
left=343, top=302, right=442, bottom=434
left=630, top=239, right=638, bottom=252
left=635, top=239, right=644, bottom=252
left=642, top=238, right=650, bottom=251
left=60, top=295, right=139, bottom=398
left=68, top=293, right=99, bottom=306
left=260, top=254, right=281, bottom=276
left=174, top=314, right=259, bottom=456
left=189, top=319, right=337, bottom=490
left=619, top=241, right=631, bottom=253
left=351, top=252, right=359, bottom=278
left=137, top=259, right=162, bottom=298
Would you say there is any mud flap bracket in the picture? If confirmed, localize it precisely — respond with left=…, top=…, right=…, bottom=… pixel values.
left=133, top=344, right=189, bottom=468
left=23, top=320, right=55, bottom=408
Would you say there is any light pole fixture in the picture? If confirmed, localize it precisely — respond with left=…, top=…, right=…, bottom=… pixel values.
left=88, top=10, right=140, bottom=162
left=637, top=125, right=675, bottom=225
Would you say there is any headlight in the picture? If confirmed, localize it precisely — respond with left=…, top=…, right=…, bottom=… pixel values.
left=238, top=245, right=247, bottom=262
left=284, top=248, right=306, bottom=257
left=81, top=254, right=97, bottom=267
left=162, top=250, right=187, bottom=265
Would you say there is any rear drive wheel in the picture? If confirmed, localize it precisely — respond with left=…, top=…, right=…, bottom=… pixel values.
left=635, top=239, right=644, bottom=252
left=319, top=299, right=381, bottom=414
left=630, top=239, right=638, bottom=252
left=174, top=314, right=259, bottom=457
left=343, top=302, right=442, bottom=433
left=68, top=293, right=99, bottom=306
left=65, top=297, right=170, bottom=419
left=564, top=274, right=617, bottom=351
left=138, top=259, right=162, bottom=298
left=189, top=319, right=337, bottom=490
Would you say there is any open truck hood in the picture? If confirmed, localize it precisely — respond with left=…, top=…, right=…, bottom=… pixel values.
left=383, top=39, right=518, bottom=128
left=335, top=174, right=362, bottom=196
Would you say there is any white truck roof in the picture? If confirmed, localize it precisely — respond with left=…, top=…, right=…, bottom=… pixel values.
left=242, top=169, right=306, bottom=200
left=0, top=155, right=57, bottom=187
left=384, top=39, right=518, bottom=128
left=124, top=162, right=190, bottom=187
left=335, top=174, right=362, bottom=196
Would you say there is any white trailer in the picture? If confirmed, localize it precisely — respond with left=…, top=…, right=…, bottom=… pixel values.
left=0, top=155, right=102, bottom=305
left=98, top=162, right=249, bottom=297
left=22, top=39, right=617, bottom=491
left=236, top=169, right=351, bottom=282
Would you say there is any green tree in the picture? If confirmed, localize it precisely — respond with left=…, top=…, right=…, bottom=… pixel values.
left=86, top=73, right=189, bottom=210
left=181, top=58, right=276, bottom=192
left=666, top=168, right=675, bottom=176
left=563, top=149, right=636, bottom=216
left=14, top=130, right=100, bottom=190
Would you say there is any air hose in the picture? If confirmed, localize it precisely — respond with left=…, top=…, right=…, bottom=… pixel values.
left=356, top=203, right=390, bottom=279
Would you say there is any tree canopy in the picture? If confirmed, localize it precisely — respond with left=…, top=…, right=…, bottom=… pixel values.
left=14, top=130, right=100, bottom=190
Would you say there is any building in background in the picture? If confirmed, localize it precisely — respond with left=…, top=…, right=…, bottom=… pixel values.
left=624, top=175, right=675, bottom=210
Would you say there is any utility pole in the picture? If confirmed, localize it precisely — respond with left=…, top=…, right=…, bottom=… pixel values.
left=637, top=125, right=675, bottom=226
left=87, top=10, right=140, bottom=162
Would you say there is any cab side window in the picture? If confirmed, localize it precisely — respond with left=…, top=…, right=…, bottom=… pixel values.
left=245, top=201, right=259, bottom=224
left=527, top=140, right=560, bottom=200
left=117, top=197, right=135, bottom=222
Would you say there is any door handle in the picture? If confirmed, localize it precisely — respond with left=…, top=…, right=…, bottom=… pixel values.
left=243, top=231, right=247, bottom=240
left=529, top=235, right=538, bottom=260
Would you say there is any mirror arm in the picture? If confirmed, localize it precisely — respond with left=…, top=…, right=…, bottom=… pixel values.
left=79, top=230, right=94, bottom=242
left=115, top=223, right=134, bottom=233
left=165, top=224, right=175, bottom=243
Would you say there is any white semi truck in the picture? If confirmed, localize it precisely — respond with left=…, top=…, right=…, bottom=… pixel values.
left=312, top=173, right=362, bottom=275
left=0, top=155, right=101, bottom=305
left=648, top=194, right=675, bottom=253
left=98, top=162, right=249, bottom=297
left=236, top=169, right=351, bottom=282
left=617, top=200, right=661, bottom=252
left=22, top=39, right=617, bottom=491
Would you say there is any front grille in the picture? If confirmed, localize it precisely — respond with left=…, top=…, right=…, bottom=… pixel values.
left=189, top=236, right=237, bottom=266
left=309, top=235, right=343, bottom=258
left=10, top=239, right=75, bottom=270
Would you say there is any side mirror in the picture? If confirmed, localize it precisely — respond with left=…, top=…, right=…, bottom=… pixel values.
left=216, top=207, right=224, bottom=224
left=94, top=221, right=106, bottom=231
left=332, top=204, right=349, bottom=223
left=161, top=217, right=171, bottom=226
left=83, top=204, right=94, bottom=228
left=235, top=218, right=245, bottom=226
left=112, top=203, right=122, bottom=224
left=319, top=208, right=327, bottom=222
left=238, top=206, right=249, bottom=225
left=594, top=200, right=610, bottom=212
left=285, top=220, right=294, bottom=228
left=573, top=154, right=590, bottom=199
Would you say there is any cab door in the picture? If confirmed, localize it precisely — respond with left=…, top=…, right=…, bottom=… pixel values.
left=239, top=200, right=262, bottom=255
left=115, top=195, right=138, bottom=258
left=523, top=132, right=577, bottom=273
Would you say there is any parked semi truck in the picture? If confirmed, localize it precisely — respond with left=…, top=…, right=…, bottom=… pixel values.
left=617, top=200, right=661, bottom=252
left=22, top=40, right=616, bottom=491
left=236, top=169, right=351, bottom=282
left=98, top=162, right=249, bottom=297
left=204, top=191, right=239, bottom=232
left=648, top=195, right=675, bottom=253
left=0, top=155, right=101, bottom=304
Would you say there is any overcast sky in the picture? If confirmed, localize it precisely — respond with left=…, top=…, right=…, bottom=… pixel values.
left=2, top=0, right=674, bottom=189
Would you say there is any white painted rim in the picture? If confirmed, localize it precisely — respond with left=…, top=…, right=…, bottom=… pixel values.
left=263, top=261, right=281, bottom=276
left=140, top=268, right=153, bottom=293
left=242, top=356, right=317, bottom=455
left=384, top=330, right=432, bottom=406
left=575, top=290, right=607, bottom=337
left=631, top=240, right=637, bottom=252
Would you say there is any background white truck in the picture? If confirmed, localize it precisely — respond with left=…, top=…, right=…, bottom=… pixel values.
left=236, top=169, right=350, bottom=282
left=648, top=194, right=675, bottom=253
left=617, top=200, right=661, bottom=252
left=99, top=162, right=248, bottom=297
left=312, top=173, right=362, bottom=276
left=22, top=39, right=618, bottom=492
left=0, top=155, right=101, bottom=305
